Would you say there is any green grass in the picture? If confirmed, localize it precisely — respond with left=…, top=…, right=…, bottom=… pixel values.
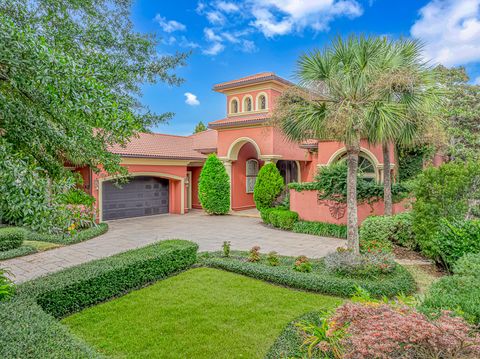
left=24, top=240, right=61, bottom=251
left=63, top=267, right=342, bottom=359
left=0, top=241, right=61, bottom=261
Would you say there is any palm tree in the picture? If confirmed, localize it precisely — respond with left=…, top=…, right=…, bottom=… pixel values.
left=272, top=36, right=439, bottom=254
left=366, top=39, right=441, bottom=215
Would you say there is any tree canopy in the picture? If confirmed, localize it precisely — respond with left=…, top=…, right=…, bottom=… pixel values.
left=194, top=121, right=207, bottom=134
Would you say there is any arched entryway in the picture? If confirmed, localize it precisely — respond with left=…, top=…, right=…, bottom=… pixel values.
left=276, top=160, right=299, bottom=185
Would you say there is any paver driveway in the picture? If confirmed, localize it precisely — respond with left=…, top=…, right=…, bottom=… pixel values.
left=2, top=210, right=344, bottom=283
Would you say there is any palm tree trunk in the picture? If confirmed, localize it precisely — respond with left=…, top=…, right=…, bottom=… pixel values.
left=346, top=142, right=360, bottom=255
left=383, top=142, right=393, bottom=216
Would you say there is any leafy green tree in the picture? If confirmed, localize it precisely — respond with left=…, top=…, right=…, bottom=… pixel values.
left=0, top=0, right=186, bottom=230
left=273, top=36, right=438, bottom=254
left=253, top=163, right=284, bottom=210
left=198, top=154, right=230, bottom=215
left=435, top=66, right=480, bottom=161
left=194, top=121, right=207, bottom=134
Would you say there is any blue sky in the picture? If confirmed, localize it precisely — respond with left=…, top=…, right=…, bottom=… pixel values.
left=130, top=0, right=480, bottom=136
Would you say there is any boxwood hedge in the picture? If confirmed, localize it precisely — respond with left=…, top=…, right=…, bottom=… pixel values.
left=1, top=240, right=198, bottom=358
left=293, top=221, right=347, bottom=239
left=19, top=239, right=198, bottom=318
left=0, top=227, right=25, bottom=251
left=26, top=222, right=109, bottom=245
left=201, top=252, right=415, bottom=298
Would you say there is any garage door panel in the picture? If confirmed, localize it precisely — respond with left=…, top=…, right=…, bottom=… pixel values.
left=102, top=176, right=169, bottom=221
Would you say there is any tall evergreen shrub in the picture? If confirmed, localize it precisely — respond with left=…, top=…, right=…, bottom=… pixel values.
left=253, top=163, right=284, bottom=210
left=198, top=154, right=230, bottom=214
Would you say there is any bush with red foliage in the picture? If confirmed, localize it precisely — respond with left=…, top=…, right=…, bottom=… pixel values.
left=304, top=302, right=480, bottom=359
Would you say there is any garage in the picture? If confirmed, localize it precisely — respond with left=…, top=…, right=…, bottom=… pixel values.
left=102, top=176, right=169, bottom=221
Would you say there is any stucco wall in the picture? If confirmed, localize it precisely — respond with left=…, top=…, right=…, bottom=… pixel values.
left=290, top=189, right=410, bottom=225
left=188, top=166, right=202, bottom=209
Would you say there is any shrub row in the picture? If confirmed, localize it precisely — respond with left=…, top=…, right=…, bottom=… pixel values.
left=261, top=208, right=299, bottom=230
left=293, top=220, right=347, bottom=239
left=0, top=227, right=25, bottom=251
left=26, top=222, right=109, bottom=245
left=19, top=239, right=198, bottom=318
left=421, top=253, right=480, bottom=324
left=0, top=245, right=37, bottom=261
left=202, top=254, right=416, bottom=298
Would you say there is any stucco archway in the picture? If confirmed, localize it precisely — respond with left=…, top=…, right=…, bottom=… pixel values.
left=326, top=147, right=381, bottom=182
left=226, top=137, right=262, bottom=161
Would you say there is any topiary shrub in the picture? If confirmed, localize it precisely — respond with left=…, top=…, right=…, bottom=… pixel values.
left=0, top=227, right=25, bottom=251
left=198, top=154, right=230, bottom=214
left=268, top=209, right=299, bottom=230
left=432, top=219, right=480, bottom=271
left=253, top=163, right=284, bottom=210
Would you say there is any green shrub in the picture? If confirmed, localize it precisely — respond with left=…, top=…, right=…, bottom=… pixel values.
left=412, top=161, right=480, bottom=258
left=260, top=208, right=274, bottom=224
left=293, top=221, right=347, bottom=239
left=0, top=227, right=25, bottom=251
left=432, top=219, right=480, bottom=270
left=267, top=251, right=279, bottom=266
left=248, top=246, right=261, bottom=262
left=19, top=240, right=198, bottom=318
left=421, top=275, right=480, bottom=324
left=202, top=252, right=416, bottom=298
left=268, top=209, right=299, bottom=230
left=360, top=213, right=415, bottom=253
left=324, top=250, right=397, bottom=278
left=253, top=163, right=284, bottom=210
left=59, top=188, right=95, bottom=206
left=222, top=241, right=231, bottom=257
left=26, top=223, right=108, bottom=245
left=289, top=161, right=410, bottom=204
left=453, top=253, right=480, bottom=277
left=0, top=298, right=100, bottom=359
left=198, top=154, right=230, bottom=215
left=293, top=255, right=312, bottom=273
left=0, top=245, right=37, bottom=261
left=0, top=268, right=15, bottom=301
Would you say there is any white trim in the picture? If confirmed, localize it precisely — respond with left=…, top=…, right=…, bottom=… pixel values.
left=226, top=137, right=262, bottom=161
left=229, top=97, right=239, bottom=114
left=255, top=92, right=268, bottom=111
left=326, top=147, right=380, bottom=182
left=242, top=94, right=254, bottom=113
left=98, top=172, right=185, bottom=222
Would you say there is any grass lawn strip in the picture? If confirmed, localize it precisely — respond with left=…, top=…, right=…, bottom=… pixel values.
left=63, top=267, right=342, bottom=359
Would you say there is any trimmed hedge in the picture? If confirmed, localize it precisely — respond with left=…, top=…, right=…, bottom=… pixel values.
left=201, top=252, right=416, bottom=298
left=421, top=253, right=480, bottom=324
left=198, top=154, right=230, bottom=215
left=262, top=208, right=299, bottom=230
left=19, top=239, right=198, bottom=318
left=0, top=227, right=25, bottom=251
left=0, top=298, right=100, bottom=359
left=293, top=221, right=347, bottom=239
left=26, top=222, right=109, bottom=245
left=0, top=245, right=37, bottom=261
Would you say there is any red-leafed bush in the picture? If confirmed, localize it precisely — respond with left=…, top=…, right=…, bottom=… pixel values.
left=301, top=302, right=480, bottom=359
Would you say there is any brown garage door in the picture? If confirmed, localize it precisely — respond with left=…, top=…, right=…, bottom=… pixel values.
left=102, top=176, right=169, bottom=221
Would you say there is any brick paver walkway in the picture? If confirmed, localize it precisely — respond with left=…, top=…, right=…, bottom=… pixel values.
left=1, top=210, right=344, bottom=283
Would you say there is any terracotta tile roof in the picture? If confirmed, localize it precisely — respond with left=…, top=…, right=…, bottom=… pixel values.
left=109, top=132, right=209, bottom=160
left=213, top=72, right=293, bottom=91
left=190, top=129, right=218, bottom=151
left=208, top=113, right=270, bottom=128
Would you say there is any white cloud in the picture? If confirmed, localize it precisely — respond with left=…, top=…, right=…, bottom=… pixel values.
left=179, top=36, right=200, bottom=49
left=202, top=42, right=225, bottom=55
left=204, top=28, right=223, bottom=42
left=250, top=0, right=363, bottom=37
left=241, top=39, right=257, bottom=53
left=217, top=1, right=239, bottom=13
left=411, top=0, right=480, bottom=67
left=475, top=76, right=480, bottom=85
left=154, top=14, right=186, bottom=33
left=206, top=10, right=226, bottom=24
left=184, top=92, right=200, bottom=106
left=162, top=36, right=177, bottom=45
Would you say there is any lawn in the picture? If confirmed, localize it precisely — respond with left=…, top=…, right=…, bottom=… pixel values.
left=63, top=267, right=342, bottom=359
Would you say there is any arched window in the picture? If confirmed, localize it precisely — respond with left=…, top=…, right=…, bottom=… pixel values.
left=258, top=94, right=267, bottom=110
left=246, top=159, right=259, bottom=193
left=230, top=99, right=238, bottom=114
left=338, top=153, right=376, bottom=181
left=244, top=97, right=252, bottom=112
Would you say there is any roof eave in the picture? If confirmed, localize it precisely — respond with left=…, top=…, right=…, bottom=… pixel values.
left=116, top=153, right=206, bottom=161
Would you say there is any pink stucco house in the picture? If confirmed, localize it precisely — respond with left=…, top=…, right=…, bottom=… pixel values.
left=77, top=72, right=398, bottom=222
